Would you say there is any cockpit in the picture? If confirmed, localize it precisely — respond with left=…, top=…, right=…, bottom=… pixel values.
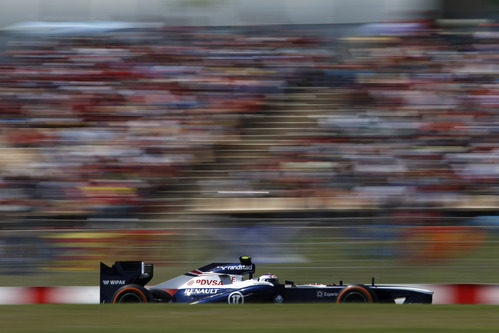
left=258, top=273, right=279, bottom=286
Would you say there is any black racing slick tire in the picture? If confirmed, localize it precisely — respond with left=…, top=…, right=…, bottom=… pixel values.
left=336, top=285, right=375, bottom=303
left=112, top=284, right=152, bottom=304
left=150, top=289, right=172, bottom=303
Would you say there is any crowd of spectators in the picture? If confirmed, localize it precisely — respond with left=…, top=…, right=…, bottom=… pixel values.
left=0, top=25, right=323, bottom=225
left=0, top=21, right=497, bottom=227
left=204, top=21, right=499, bottom=212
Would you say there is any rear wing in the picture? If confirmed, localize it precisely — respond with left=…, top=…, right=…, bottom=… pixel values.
left=100, top=261, right=153, bottom=303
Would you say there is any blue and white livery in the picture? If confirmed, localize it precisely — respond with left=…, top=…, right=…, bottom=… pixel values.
left=100, top=256, right=433, bottom=304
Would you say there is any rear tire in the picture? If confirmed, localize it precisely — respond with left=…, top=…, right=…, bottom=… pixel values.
left=337, top=285, right=374, bottom=303
left=112, top=284, right=152, bottom=303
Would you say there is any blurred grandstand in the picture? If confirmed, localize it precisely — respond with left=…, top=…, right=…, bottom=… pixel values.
left=0, top=7, right=498, bottom=283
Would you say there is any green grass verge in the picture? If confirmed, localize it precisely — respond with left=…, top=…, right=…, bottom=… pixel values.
left=1, top=304, right=499, bottom=333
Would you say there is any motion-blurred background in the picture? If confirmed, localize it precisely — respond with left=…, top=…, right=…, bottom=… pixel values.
left=0, top=0, right=497, bottom=286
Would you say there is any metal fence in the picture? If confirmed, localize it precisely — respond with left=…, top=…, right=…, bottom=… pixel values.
left=1, top=213, right=498, bottom=286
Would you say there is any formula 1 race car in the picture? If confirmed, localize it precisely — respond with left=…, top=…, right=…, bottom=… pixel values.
left=100, top=256, right=432, bottom=304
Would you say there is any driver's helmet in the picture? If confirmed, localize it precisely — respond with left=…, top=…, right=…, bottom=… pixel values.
left=258, top=273, right=279, bottom=286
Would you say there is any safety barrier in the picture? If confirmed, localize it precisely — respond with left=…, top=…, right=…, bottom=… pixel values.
left=0, top=286, right=99, bottom=304
left=1, top=284, right=499, bottom=304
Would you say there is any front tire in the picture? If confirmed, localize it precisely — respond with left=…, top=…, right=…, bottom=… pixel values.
left=112, top=284, right=152, bottom=303
left=337, top=285, right=374, bottom=303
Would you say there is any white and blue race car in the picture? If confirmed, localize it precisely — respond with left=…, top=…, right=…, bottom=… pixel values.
left=100, top=256, right=432, bottom=304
